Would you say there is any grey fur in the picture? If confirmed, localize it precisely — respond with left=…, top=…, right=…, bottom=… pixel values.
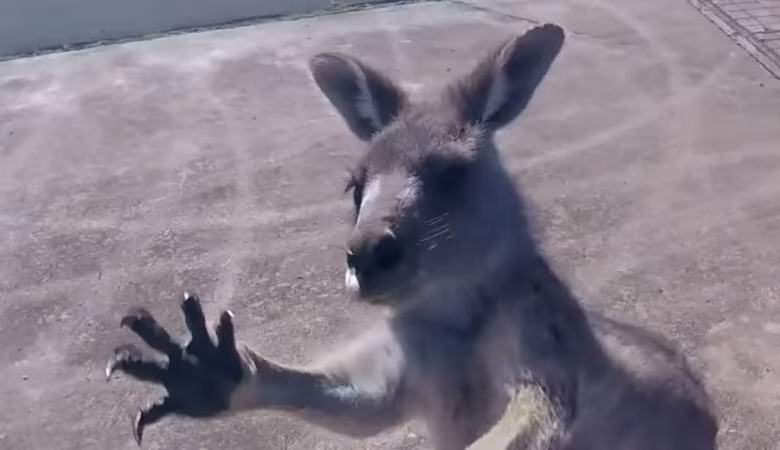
left=109, top=24, right=717, bottom=449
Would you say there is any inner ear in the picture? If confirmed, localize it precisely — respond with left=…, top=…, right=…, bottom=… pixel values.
left=310, top=53, right=406, bottom=141
left=444, top=24, right=565, bottom=131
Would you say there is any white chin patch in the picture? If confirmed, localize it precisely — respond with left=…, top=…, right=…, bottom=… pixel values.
left=345, top=268, right=360, bottom=297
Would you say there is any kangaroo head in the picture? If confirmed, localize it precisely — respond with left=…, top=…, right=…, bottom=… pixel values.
left=309, top=24, right=565, bottom=305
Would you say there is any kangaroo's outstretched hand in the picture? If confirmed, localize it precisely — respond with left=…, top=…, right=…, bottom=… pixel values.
left=106, top=292, right=247, bottom=445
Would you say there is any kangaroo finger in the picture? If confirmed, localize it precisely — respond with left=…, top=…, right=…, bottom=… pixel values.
left=215, top=310, right=242, bottom=381
left=106, top=344, right=167, bottom=383
left=132, top=396, right=175, bottom=445
left=120, top=307, right=182, bottom=360
left=181, top=292, right=213, bottom=355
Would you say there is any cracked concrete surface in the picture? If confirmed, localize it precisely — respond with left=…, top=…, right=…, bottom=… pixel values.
left=1, top=0, right=779, bottom=449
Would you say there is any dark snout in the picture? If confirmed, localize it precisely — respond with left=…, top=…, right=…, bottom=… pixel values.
left=344, top=172, right=417, bottom=301
left=347, top=229, right=404, bottom=279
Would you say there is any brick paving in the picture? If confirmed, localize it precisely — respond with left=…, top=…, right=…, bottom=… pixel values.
left=692, top=0, right=780, bottom=77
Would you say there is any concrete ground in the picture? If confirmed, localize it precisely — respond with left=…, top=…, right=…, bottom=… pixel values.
left=691, top=0, right=780, bottom=78
left=0, top=0, right=388, bottom=59
left=1, top=0, right=779, bottom=448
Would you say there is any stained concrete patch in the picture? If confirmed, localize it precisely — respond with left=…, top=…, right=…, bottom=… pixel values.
left=1, top=0, right=779, bottom=449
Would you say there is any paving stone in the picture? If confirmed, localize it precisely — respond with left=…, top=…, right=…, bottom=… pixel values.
left=697, top=0, right=780, bottom=75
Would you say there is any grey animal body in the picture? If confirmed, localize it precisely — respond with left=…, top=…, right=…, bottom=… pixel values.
left=106, top=24, right=718, bottom=450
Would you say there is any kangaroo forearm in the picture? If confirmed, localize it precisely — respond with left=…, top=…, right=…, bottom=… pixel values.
left=466, top=385, right=562, bottom=450
left=229, top=347, right=405, bottom=438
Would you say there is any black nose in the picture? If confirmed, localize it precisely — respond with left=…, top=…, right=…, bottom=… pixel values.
left=347, top=232, right=403, bottom=275
left=374, top=233, right=403, bottom=270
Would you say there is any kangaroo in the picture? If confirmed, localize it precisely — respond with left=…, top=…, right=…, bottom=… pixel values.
left=106, top=24, right=718, bottom=449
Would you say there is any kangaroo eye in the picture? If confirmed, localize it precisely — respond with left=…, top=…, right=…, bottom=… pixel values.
left=352, top=182, right=364, bottom=211
left=344, top=173, right=365, bottom=214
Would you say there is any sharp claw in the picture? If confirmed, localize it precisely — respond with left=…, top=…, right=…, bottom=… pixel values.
left=219, top=310, right=235, bottom=327
left=132, top=397, right=174, bottom=445
left=105, top=358, right=116, bottom=381
left=106, top=345, right=167, bottom=383
left=105, top=345, right=132, bottom=381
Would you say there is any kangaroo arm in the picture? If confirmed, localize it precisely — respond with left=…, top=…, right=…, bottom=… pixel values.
left=466, top=385, right=562, bottom=450
left=228, top=327, right=411, bottom=438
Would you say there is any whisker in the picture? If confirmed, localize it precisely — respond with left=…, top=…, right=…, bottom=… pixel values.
left=418, top=211, right=454, bottom=250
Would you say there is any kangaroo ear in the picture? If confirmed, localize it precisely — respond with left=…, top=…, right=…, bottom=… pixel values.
left=309, top=53, right=406, bottom=141
left=446, top=24, right=565, bottom=130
